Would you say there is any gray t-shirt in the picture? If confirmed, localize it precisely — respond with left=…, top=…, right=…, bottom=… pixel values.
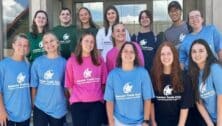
left=164, top=21, right=189, bottom=49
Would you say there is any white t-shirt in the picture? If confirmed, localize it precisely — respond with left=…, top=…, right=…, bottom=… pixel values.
left=96, top=26, right=131, bottom=60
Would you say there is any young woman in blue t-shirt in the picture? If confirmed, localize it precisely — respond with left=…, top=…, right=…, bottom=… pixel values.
left=188, top=39, right=222, bottom=126
left=0, top=33, right=31, bottom=126
left=31, top=32, right=67, bottom=126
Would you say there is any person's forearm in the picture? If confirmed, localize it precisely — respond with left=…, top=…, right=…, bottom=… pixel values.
left=178, top=108, right=189, bottom=126
left=31, top=88, right=37, bottom=106
left=106, top=101, right=114, bottom=126
left=217, top=95, right=222, bottom=125
left=144, top=100, right=151, bottom=120
left=218, top=50, right=222, bottom=62
left=196, top=101, right=214, bottom=126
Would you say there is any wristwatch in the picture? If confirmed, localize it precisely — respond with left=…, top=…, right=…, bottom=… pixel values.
left=143, top=120, right=150, bottom=125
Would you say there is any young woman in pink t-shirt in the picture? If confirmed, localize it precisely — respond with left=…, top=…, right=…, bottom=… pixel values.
left=65, top=32, right=107, bottom=126
left=106, top=23, right=144, bottom=72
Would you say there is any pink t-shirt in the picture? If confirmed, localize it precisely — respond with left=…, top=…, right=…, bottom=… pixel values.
left=106, top=42, right=145, bottom=72
left=65, top=55, right=107, bottom=104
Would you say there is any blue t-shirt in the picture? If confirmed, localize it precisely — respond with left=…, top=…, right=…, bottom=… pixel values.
left=31, top=55, right=67, bottom=118
left=131, top=31, right=157, bottom=72
left=0, top=57, right=31, bottom=122
left=198, top=64, right=222, bottom=122
left=104, top=67, right=155, bottom=124
left=179, top=25, right=222, bottom=69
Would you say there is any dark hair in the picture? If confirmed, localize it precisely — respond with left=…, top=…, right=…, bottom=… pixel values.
left=188, top=39, right=219, bottom=101
left=168, top=1, right=182, bottom=12
left=151, top=42, right=183, bottom=93
left=59, top=8, right=71, bottom=15
left=75, top=32, right=100, bottom=65
left=104, top=5, right=119, bottom=36
left=116, top=42, right=140, bottom=67
left=187, top=10, right=205, bottom=32
left=111, top=22, right=125, bottom=47
left=138, top=10, right=153, bottom=25
left=78, top=7, right=97, bottom=29
left=31, top=10, right=49, bottom=38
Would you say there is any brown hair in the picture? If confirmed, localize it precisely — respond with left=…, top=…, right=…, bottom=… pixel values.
left=151, top=42, right=183, bottom=93
left=75, top=32, right=100, bottom=66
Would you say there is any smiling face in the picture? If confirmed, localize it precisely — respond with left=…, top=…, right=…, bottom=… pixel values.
left=81, top=34, right=95, bottom=56
left=168, top=7, right=182, bottom=23
left=191, top=43, right=208, bottom=69
left=43, top=34, right=59, bottom=54
left=59, top=9, right=72, bottom=25
left=188, top=10, right=204, bottom=30
left=79, top=8, right=90, bottom=25
left=34, top=12, right=47, bottom=28
left=140, top=12, right=151, bottom=27
left=12, top=37, right=29, bottom=57
left=106, top=9, right=117, bottom=25
left=112, top=24, right=126, bottom=44
left=121, top=44, right=136, bottom=64
left=160, top=46, right=174, bottom=68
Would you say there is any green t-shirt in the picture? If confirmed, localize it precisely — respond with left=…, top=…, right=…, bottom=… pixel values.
left=52, top=25, right=77, bottom=59
left=26, top=32, right=45, bottom=62
left=77, top=27, right=98, bottom=41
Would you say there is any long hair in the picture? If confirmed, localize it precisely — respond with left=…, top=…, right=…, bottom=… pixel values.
left=188, top=39, right=219, bottom=101
left=104, top=5, right=119, bottom=36
left=75, top=32, right=100, bottom=66
left=138, top=10, right=153, bottom=25
left=151, top=42, right=183, bottom=93
left=111, top=22, right=125, bottom=47
left=116, top=42, right=140, bottom=68
left=78, top=7, right=97, bottom=29
left=31, top=10, right=49, bottom=38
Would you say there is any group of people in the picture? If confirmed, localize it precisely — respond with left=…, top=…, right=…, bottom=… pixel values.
left=0, top=1, right=222, bottom=126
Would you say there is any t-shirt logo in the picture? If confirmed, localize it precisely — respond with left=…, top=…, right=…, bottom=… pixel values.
left=63, top=33, right=70, bottom=40
left=200, top=82, right=207, bottom=93
left=17, top=73, right=26, bottom=84
left=44, top=70, right=54, bottom=80
left=39, top=41, right=43, bottom=48
left=139, top=39, right=147, bottom=46
left=83, top=68, right=92, bottom=79
left=163, top=85, right=173, bottom=96
left=123, top=82, right=133, bottom=94
left=179, top=33, right=186, bottom=42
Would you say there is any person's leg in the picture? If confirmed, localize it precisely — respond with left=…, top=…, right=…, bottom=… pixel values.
left=16, top=119, right=30, bottom=126
left=33, top=106, right=48, bottom=126
left=48, top=115, right=65, bottom=126
left=70, top=102, right=88, bottom=126
left=88, top=102, right=104, bottom=126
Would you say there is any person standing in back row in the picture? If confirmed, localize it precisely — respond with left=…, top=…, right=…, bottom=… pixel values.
left=164, top=1, right=190, bottom=49
left=52, top=8, right=77, bottom=59
left=96, top=5, right=131, bottom=60
left=27, top=10, right=49, bottom=63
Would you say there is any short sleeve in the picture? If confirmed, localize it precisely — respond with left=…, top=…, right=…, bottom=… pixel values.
left=96, top=28, right=104, bottom=50
left=141, top=69, right=155, bottom=100
left=100, top=57, right=107, bottom=85
left=104, top=72, right=114, bottom=101
left=211, top=64, right=222, bottom=95
left=211, top=25, right=222, bottom=53
left=30, top=61, right=39, bottom=87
